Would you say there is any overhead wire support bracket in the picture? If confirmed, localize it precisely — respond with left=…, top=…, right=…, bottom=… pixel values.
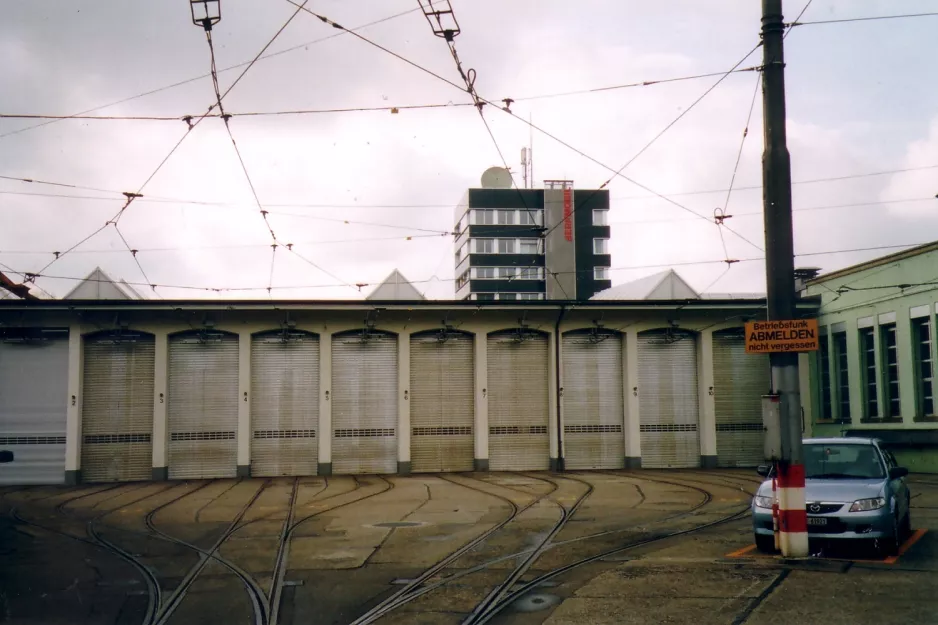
left=418, top=0, right=460, bottom=40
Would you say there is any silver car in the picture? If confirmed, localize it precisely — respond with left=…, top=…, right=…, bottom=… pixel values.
left=752, top=437, right=911, bottom=556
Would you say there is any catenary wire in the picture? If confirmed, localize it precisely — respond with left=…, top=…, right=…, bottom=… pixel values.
left=0, top=67, right=773, bottom=123
left=785, top=0, right=814, bottom=38
left=0, top=233, right=449, bottom=256
left=0, top=6, right=425, bottom=140
left=27, top=3, right=310, bottom=286
left=417, top=0, right=539, bottom=225
left=716, top=72, right=762, bottom=259
left=611, top=196, right=937, bottom=226
left=788, top=12, right=938, bottom=27
left=3, top=164, right=934, bottom=209
left=4, top=242, right=932, bottom=298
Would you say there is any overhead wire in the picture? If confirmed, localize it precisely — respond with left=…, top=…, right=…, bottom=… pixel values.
left=611, top=196, right=937, bottom=226
left=0, top=66, right=772, bottom=123
left=788, top=12, right=938, bottom=27
left=0, top=6, right=425, bottom=140
left=6, top=241, right=933, bottom=299
left=416, top=0, right=539, bottom=225
left=26, top=1, right=312, bottom=292
left=715, top=72, right=763, bottom=261
left=3, top=164, right=935, bottom=209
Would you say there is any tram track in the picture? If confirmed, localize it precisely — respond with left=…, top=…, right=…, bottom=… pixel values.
left=348, top=472, right=564, bottom=625
left=352, top=470, right=752, bottom=624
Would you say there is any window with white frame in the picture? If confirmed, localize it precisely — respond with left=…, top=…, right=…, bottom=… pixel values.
left=473, top=238, right=494, bottom=254
left=455, top=242, right=468, bottom=264
left=517, top=267, right=543, bottom=280
left=859, top=327, right=878, bottom=419
left=594, top=267, right=610, bottom=280
left=474, top=293, right=495, bottom=301
left=471, top=267, right=495, bottom=279
left=518, top=293, right=543, bottom=300
left=881, top=323, right=900, bottom=417
left=593, top=238, right=609, bottom=254
left=497, top=210, right=515, bottom=225
left=471, top=209, right=495, bottom=225
left=818, top=333, right=833, bottom=420
left=519, top=238, right=540, bottom=254
left=520, top=210, right=543, bottom=226
left=455, top=269, right=470, bottom=290
left=498, top=267, right=517, bottom=279
left=592, top=209, right=608, bottom=226
left=498, top=293, right=517, bottom=301
left=912, top=317, right=934, bottom=417
left=833, top=331, right=850, bottom=422
left=497, top=238, right=516, bottom=254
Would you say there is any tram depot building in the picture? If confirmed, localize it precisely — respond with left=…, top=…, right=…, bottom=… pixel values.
left=801, top=241, right=938, bottom=473
left=0, top=265, right=826, bottom=485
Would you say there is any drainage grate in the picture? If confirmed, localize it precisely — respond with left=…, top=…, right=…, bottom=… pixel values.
left=512, top=593, right=561, bottom=613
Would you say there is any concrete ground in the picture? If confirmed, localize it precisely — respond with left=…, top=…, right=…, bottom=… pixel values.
left=0, top=470, right=936, bottom=625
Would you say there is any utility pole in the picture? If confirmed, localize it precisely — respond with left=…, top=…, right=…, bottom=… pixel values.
left=761, top=0, right=807, bottom=557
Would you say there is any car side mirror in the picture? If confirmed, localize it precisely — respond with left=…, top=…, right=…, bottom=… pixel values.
left=756, top=464, right=771, bottom=477
left=889, top=466, right=909, bottom=479
left=0, top=450, right=13, bottom=464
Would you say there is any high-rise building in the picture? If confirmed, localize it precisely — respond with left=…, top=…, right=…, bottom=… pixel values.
left=453, top=172, right=612, bottom=301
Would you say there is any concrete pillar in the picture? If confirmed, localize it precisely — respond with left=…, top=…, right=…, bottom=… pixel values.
left=151, top=331, right=169, bottom=480
left=397, top=331, right=411, bottom=474
left=237, top=331, right=251, bottom=477
left=318, top=332, right=332, bottom=475
left=474, top=332, right=488, bottom=471
left=64, top=324, right=83, bottom=485
left=624, top=329, right=642, bottom=468
left=548, top=329, right=560, bottom=471
left=698, top=330, right=717, bottom=468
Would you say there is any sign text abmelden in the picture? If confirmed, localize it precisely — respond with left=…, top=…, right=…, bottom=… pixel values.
left=745, top=319, right=819, bottom=354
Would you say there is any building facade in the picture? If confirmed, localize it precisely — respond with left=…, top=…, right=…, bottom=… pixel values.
left=454, top=181, right=612, bottom=301
left=0, top=294, right=819, bottom=485
left=801, top=242, right=938, bottom=473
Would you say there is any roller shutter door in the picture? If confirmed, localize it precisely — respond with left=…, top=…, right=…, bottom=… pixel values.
left=168, top=332, right=238, bottom=479
left=332, top=331, right=397, bottom=475
left=82, top=333, right=155, bottom=482
left=250, top=331, right=319, bottom=476
left=714, top=330, right=770, bottom=467
left=0, top=333, right=68, bottom=485
left=410, top=331, right=474, bottom=473
left=638, top=330, right=700, bottom=468
left=562, top=331, right=625, bottom=470
left=488, top=330, right=549, bottom=471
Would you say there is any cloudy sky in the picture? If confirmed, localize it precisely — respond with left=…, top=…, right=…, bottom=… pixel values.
left=1, top=0, right=936, bottom=300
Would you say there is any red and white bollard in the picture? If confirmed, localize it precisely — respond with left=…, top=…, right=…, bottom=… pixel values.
left=775, top=462, right=808, bottom=556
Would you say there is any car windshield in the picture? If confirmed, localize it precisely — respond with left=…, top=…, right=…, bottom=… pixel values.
left=804, top=444, right=885, bottom=479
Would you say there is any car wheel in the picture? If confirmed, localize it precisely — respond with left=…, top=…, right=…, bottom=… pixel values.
left=899, top=510, right=912, bottom=540
left=876, top=517, right=901, bottom=558
left=755, top=533, right=776, bottom=554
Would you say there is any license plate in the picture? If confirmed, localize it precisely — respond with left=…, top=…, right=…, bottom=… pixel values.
left=807, top=517, right=827, bottom=526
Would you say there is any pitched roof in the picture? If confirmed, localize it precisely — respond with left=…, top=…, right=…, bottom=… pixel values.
left=365, top=269, right=425, bottom=301
left=591, top=269, right=699, bottom=300
left=63, top=267, right=144, bottom=300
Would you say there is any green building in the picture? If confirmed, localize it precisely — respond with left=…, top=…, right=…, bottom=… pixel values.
left=801, top=241, right=938, bottom=473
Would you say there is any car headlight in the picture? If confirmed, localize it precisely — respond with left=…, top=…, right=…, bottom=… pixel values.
left=754, top=495, right=774, bottom=509
left=848, top=497, right=886, bottom=512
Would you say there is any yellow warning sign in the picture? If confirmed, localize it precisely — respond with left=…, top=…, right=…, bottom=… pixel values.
left=745, top=319, right=819, bottom=353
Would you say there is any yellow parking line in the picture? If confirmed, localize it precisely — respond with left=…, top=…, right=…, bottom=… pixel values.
left=726, top=544, right=758, bottom=558
left=724, top=529, right=928, bottom=564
